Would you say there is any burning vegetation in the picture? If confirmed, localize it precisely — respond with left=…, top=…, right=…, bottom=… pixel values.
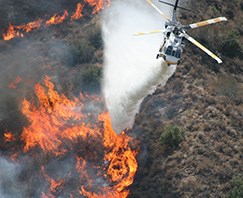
left=1, top=0, right=110, bottom=41
left=3, top=76, right=138, bottom=197
left=0, top=0, right=138, bottom=197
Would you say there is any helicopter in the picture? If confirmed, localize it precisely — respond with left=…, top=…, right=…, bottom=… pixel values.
left=133, top=0, right=227, bottom=65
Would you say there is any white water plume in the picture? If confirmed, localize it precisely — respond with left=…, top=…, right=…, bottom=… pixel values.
left=102, top=0, right=176, bottom=133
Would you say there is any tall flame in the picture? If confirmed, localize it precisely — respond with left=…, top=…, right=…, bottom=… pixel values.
left=71, top=3, right=84, bottom=21
left=16, top=76, right=138, bottom=197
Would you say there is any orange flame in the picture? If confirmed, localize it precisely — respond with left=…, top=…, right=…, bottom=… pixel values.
left=4, top=132, right=16, bottom=142
left=2, top=1, right=111, bottom=41
left=71, top=3, right=84, bottom=21
left=3, top=19, right=42, bottom=40
left=41, top=166, right=65, bottom=196
left=19, top=76, right=137, bottom=197
left=85, top=0, right=110, bottom=14
left=46, top=10, right=69, bottom=26
left=2, top=23, right=24, bottom=40
left=21, top=76, right=88, bottom=153
left=18, top=19, right=43, bottom=33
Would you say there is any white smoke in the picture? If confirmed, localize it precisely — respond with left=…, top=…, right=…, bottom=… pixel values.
left=102, top=0, right=176, bottom=133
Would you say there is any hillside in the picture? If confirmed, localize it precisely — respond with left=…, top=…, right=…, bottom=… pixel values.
left=0, top=0, right=242, bottom=197
left=130, top=0, right=243, bottom=197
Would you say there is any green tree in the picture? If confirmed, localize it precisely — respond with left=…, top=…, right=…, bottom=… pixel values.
left=160, top=124, right=185, bottom=149
left=226, top=175, right=243, bottom=198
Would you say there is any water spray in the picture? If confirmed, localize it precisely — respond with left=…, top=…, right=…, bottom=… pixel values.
left=102, top=0, right=176, bottom=133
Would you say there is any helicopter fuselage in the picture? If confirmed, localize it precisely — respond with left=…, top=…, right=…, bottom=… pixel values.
left=135, top=0, right=227, bottom=64
left=157, top=18, right=184, bottom=65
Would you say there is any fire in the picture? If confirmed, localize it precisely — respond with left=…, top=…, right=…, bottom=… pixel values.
left=4, top=132, right=16, bottom=142
left=85, top=0, right=111, bottom=14
left=71, top=3, right=84, bottom=21
left=2, top=1, right=111, bottom=41
left=18, top=19, right=43, bottom=33
left=2, top=23, right=24, bottom=41
left=21, top=76, right=88, bottom=153
left=46, top=10, right=69, bottom=26
left=41, top=166, right=65, bottom=197
left=2, top=19, right=42, bottom=40
left=17, top=76, right=137, bottom=197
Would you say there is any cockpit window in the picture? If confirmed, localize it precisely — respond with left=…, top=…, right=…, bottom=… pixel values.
left=172, top=50, right=176, bottom=57
left=165, top=46, right=172, bottom=55
left=175, top=50, right=181, bottom=58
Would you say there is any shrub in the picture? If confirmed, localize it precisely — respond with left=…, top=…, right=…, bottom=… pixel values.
left=160, top=124, right=185, bottom=149
left=226, top=175, right=243, bottom=198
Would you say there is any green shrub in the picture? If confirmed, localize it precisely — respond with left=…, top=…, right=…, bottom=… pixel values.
left=226, top=175, right=243, bottom=198
left=160, top=124, right=185, bottom=149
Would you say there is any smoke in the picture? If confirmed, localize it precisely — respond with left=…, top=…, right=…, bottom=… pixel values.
left=0, top=157, right=23, bottom=198
left=102, top=0, right=176, bottom=133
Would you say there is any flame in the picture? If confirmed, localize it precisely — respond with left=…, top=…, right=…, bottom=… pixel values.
left=2, top=23, right=24, bottom=40
left=8, top=76, right=22, bottom=89
left=85, top=0, right=111, bottom=14
left=2, top=19, right=42, bottom=40
left=2, top=1, right=111, bottom=41
left=41, top=166, right=65, bottom=196
left=18, top=76, right=137, bottom=197
left=71, top=3, right=84, bottom=21
left=21, top=76, right=88, bottom=153
left=4, top=132, right=16, bottom=142
left=46, top=10, right=69, bottom=26
left=18, top=19, right=43, bottom=33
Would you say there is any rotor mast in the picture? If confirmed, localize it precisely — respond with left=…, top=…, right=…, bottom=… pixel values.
left=172, top=0, right=180, bottom=23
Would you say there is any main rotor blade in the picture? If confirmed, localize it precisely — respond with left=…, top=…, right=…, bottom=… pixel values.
left=146, top=0, right=170, bottom=21
left=159, top=0, right=192, bottom=11
left=185, top=17, right=227, bottom=29
left=133, top=29, right=165, bottom=36
left=183, top=32, right=222, bottom=64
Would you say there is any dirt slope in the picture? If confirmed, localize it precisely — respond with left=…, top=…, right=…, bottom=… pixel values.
left=129, top=0, right=242, bottom=197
